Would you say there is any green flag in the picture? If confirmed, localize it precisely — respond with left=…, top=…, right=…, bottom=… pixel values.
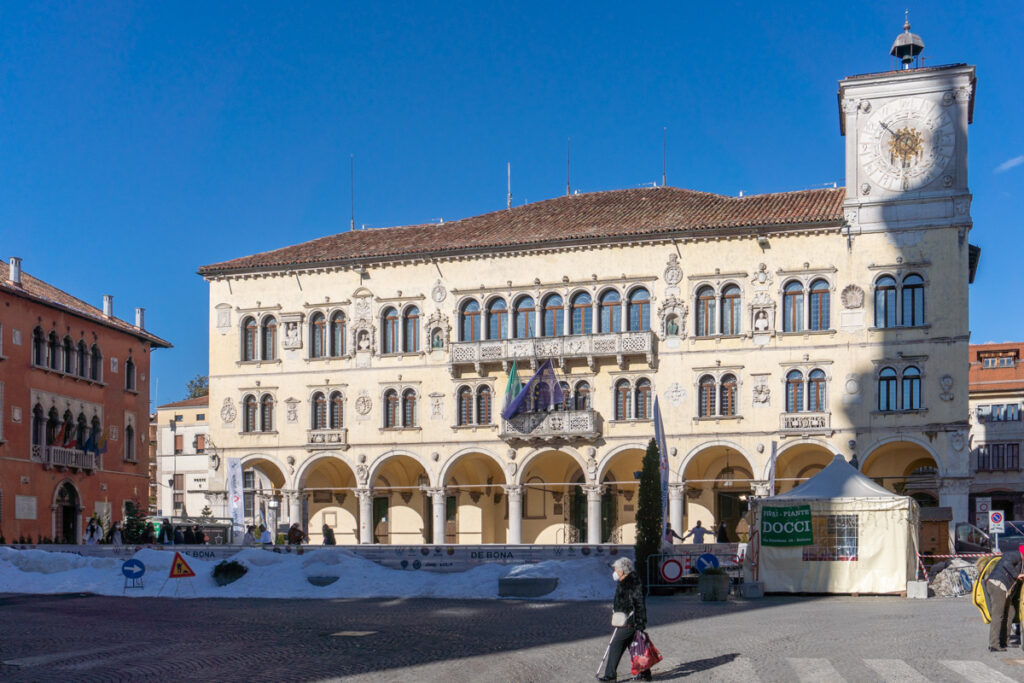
left=503, top=362, right=522, bottom=411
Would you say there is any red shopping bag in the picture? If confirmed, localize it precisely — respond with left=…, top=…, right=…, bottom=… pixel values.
left=629, top=630, right=663, bottom=674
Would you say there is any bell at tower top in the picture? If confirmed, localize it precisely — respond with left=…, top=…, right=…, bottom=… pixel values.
left=890, top=11, right=925, bottom=69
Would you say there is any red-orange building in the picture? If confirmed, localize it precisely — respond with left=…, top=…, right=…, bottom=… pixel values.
left=0, top=257, right=170, bottom=543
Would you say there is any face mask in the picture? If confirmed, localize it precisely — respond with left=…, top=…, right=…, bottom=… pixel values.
left=611, top=571, right=620, bottom=582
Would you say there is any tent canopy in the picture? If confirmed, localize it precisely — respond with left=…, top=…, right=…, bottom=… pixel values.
left=775, top=454, right=899, bottom=500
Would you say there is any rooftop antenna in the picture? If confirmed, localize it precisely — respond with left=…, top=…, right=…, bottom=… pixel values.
left=349, top=154, right=356, bottom=230
left=890, top=10, right=924, bottom=70
left=566, top=138, right=571, bottom=196
left=662, top=127, right=667, bottom=187
left=507, top=162, right=512, bottom=210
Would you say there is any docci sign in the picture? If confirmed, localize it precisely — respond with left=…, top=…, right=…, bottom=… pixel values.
left=761, top=505, right=813, bottom=546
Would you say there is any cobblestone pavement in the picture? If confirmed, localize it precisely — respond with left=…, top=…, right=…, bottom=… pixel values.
left=1, top=592, right=1022, bottom=682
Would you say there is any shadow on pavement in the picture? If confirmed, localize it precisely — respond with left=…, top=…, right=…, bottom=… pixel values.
left=653, top=653, right=740, bottom=679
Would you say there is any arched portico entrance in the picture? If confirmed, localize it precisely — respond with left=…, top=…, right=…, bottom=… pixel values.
left=300, top=456, right=358, bottom=545
left=440, top=451, right=508, bottom=544
left=518, top=449, right=585, bottom=544
left=862, top=440, right=940, bottom=501
left=241, top=457, right=288, bottom=538
left=595, top=447, right=646, bottom=544
left=369, top=454, right=431, bottom=544
left=53, top=481, right=80, bottom=544
left=682, top=445, right=756, bottom=542
left=774, top=442, right=836, bottom=495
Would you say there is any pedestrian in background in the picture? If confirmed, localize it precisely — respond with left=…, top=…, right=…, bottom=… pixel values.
left=193, top=525, right=205, bottom=544
left=259, top=524, right=273, bottom=546
left=287, top=523, right=307, bottom=545
left=173, top=525, right=184, bottom=545
left=242, top=525, right=257, bottom=545
left=84, top=518, right=103, bottom=545
left=716, top=521, right=730, bottom=543
left=158, top=519, right=174, bottom=544
left=322, top=525, right=336, bottom=545
left=142, top=522, right=156, bottom=544
left=682, top=520, right=714, bottom=544
left=985, top=545, right=1024, bottom=652
left=183, top=526, right=196, bottom=544
left=108, top=521, right=123, bottom=547
left=598, top=557, right=650, bottom=681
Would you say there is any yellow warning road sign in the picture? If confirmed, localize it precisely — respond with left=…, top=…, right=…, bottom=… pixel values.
left=169, top=552, right=196, bottom=579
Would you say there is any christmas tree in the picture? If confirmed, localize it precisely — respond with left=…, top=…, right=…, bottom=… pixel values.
left=123, top=499, right=148, bottom=543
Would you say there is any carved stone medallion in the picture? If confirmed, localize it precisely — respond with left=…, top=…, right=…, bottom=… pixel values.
left=752, top=379, right=770, bottom=405
left=355, top=392, right=372, bottom=415
left=665, top=383, right=686, bottom=407
left=940, top=374, right=954, bottom=401
left=431, top=280, right=447, bottom=303
left=220, top=397, right=237, bottom=424
left=841, top=285, right=865, bottom=310
left=663, top=254, right=683, bottom=286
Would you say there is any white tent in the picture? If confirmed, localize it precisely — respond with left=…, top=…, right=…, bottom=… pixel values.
left=745, top=454, right=920, bottom=594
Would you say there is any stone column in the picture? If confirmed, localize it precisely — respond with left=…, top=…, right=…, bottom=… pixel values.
left=585, top=485, right=604, bottom=545
left=429, top=488, right=446, bottom=545
left=669, top=484, right=685, bottom=543
left=285, top=490, right=301, bottom=527
left=939, top=477, right=971, bottom=534
left=505, top=486, right=523, bottom=544
left=355, top=489, right=373, bottom=544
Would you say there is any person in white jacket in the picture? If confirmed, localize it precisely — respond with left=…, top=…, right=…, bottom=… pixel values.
left=109, top=521, right=123, bottom=546
left=84, top=519, right=103, bottom=545
left=259, top=524, right=274, bottom=546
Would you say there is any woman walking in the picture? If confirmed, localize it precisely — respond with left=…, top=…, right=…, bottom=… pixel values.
left=598, top=557, right=650, bottom=681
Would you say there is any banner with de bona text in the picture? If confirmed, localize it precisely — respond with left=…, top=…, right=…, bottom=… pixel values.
left=761, top=505, right=813, bottom=546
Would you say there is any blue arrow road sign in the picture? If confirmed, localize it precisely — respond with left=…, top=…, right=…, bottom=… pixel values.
left=696, top=553, right=720, bottom=574
left=121, top=559, right=146, bottom=579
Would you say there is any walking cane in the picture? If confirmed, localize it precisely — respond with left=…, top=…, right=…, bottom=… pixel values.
left=597, top=627, right=619, bottom=677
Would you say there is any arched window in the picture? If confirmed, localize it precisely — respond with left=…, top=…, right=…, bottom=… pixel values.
left=574, top=381, right=591, bottom=410
left=329, top=312, right=346, bottom=356
left=461, top=300, right=481, bottom=341
left=403, top=306, right=420, bottom=352
left=76, top=341, right=88, bottom=378
left=902, top=275, right=925, bottom=327
left=718, top=285, right=740, bottom=335
left=241, top=316, right=257, bottom=361
left=31, top=404, right=45, bottom=446
left=720, top=374, right=737, bottom=416
left=635, top=378, right=652, bottom=419
left=614, top=379, right=631, bottom=420
left=808, top=369, right=827, bottom=412
left=783, top=281, right=804, bottom=333
left=402, top=389, right=417, bottom=428
left=556, top=381, right=570, bottom=411
left=902, top=366, right=922, bottom=410
left=90, top=345, right=102, bottom=382
left=699, top=375, right=716, bottom=417
left=310, top=313, right=327, bottom=358
left=874, top=276, right=897, bottom=328
left=125, top=357, right=136, bottom=391
left=696, top=286, right=716, bottom=337
left=598, top=290, right=621, bottom=333
left=329, top=391, right=344, bottom=429
left=260, top=395, right=274, bottom=432
left=48, top=332, right=59, bottom=370
left=243, top=395, right=257, bottom=432
left=476, top=386, right=492, bottom=424
left=486, top=299, right=508, bottom=340
left=878, top=367, right=898, bottom=412
left=628, top=288, right=650, bottom=332
left=125, top=424, right=135, bottom=461
left=62, top=336, right=74, bottom=374
left=261, top=317, right=277, bottom=361
left=541, top=294, right=564, bottom=337
left=809, top=279, right=830, bottom=331
left=32, top=327, right=45, bottom=366
left=457, top=386, right=473, bottom=426
left=384, top=389, right=399, bottom=428
left=513, top=296, right=535, bottom=338
left=570, top=292, right=593, bottom=335
left=311, top=392, right=327, bottom=430
left=44, top=407, right=59, bottom=445
left=381, top=307, right=399, bottom=353
left=785, top=370, right=804, bottom=413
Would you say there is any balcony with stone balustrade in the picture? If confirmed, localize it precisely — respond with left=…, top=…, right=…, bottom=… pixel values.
left=449, top=330, right=654, bottom=373
left=30, top=444, right=101, bottom=471
left=499, top=408, right=601, bottom=445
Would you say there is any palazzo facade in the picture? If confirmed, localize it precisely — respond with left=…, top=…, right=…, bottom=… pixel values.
left=199, top=58, right=978, bottom=546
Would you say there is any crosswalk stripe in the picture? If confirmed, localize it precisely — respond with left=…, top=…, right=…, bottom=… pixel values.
left=3, top=643, right=135, bottom=668
left=788, top=658, right=846, bottom=682
left=941, top=659, right=1018, bottom=683
left=863, top=659, right=929, bottom=682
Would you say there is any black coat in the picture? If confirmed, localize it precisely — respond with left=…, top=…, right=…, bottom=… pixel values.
left=183, top=528, right=196, bottom=544
left=612, top=571, right=647, bottom=630
left=990, top=550, right=1024, bottom=592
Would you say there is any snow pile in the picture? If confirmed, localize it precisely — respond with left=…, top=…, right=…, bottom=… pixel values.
left=0, top=547, right=616, bottom=601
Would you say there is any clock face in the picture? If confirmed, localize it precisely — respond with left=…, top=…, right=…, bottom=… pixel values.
left=858, top=97, right=955, bottom=192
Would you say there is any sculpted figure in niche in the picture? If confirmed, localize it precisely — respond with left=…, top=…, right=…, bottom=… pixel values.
left=357, top=330, right=370, bottom=351
left=665, top=316, right=679, bottom=336
left=754, top=311, right=769, bottom=332
left=431, top=330, right=444, bottom=349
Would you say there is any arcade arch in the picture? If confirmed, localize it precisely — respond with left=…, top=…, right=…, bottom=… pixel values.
left=240, top=456, right=288, bottom=535
left=518, top=449, right=585, bottom=544
left=773, top=441, right=836, bottom=494
left=441, top=451, right=508, bottom=544
left=299, top=455, right=358, bottom=545
left=861, top=440, right=940, bottom=501
left=370, top=454, right=431, bottom=544
left=682, top=444, right=756, bottom=542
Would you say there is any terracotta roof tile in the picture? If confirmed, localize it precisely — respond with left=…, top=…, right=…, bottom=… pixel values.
left=157, top=396, right=210, bottom=409
left=199, top=186, right=845, bottom=276
left=0, top=259, right=171, bottom=348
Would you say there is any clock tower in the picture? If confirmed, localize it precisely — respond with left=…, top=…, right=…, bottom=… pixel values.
left=838, top=18, right=976, bottom=235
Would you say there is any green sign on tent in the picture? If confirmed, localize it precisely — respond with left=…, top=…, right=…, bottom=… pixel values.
left=761, top=505, right=813, bottom=546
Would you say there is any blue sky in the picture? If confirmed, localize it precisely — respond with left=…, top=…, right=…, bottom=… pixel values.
left=1, top=1, right=1021, bottom=406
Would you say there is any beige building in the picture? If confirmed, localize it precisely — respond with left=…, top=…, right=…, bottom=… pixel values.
left=153, top=396, right=211, bottom=521
left=198, top=48, right=978, bottom=546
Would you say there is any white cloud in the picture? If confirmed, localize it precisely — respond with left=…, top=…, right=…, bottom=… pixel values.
left=995, top=155, right=1024, bottom=173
